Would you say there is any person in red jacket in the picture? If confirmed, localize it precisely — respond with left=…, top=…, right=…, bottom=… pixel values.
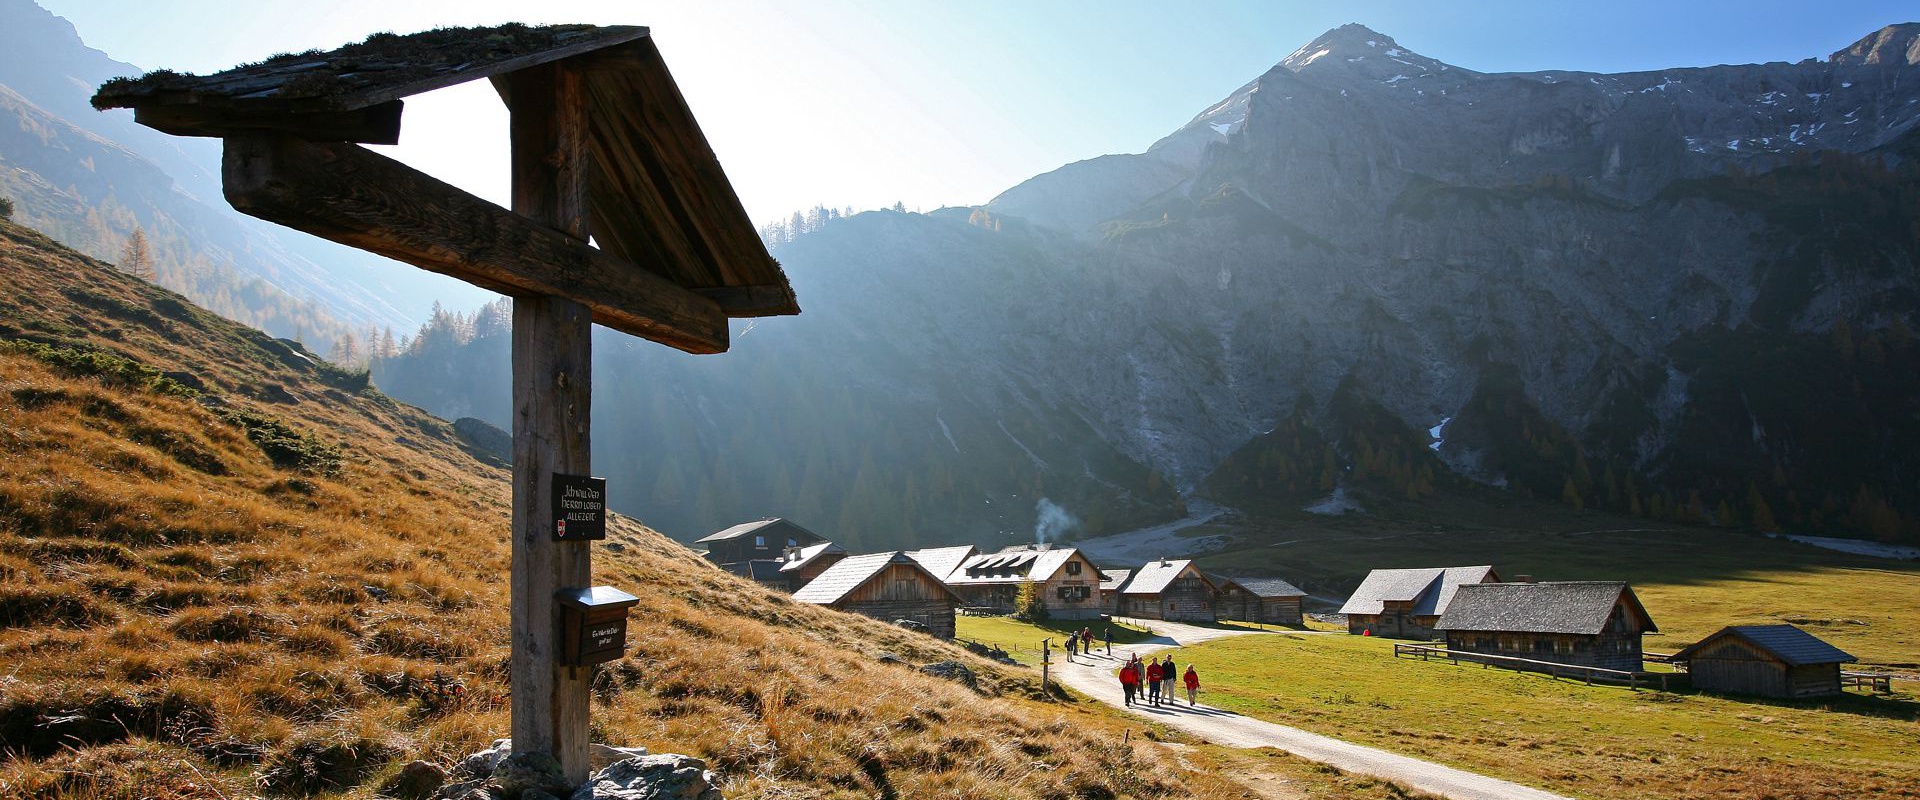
left=1144, top=659, right=1163, bottom=705
left=1118, top=659, right=1140, bottom=706
left=1183, top=664, right=1200, bottom=706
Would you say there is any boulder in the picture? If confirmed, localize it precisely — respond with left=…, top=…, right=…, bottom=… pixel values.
left=381, top=760, right=448, bottom=800
left=453, top=739, right=513, bottom=780
left=591, top=743, right=650, bottom=769
left=571, top=755, right=721, bottom=800
left=919, top=660, right=978, bottom=692
left=490, top=752, right=571, bottom=798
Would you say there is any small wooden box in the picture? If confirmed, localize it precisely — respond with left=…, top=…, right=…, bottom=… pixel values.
left=556, top=586, right=639, bottom=666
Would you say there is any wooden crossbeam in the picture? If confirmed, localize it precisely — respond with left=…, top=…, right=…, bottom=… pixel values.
left=133, top=100, right=405, bottom=144
left=221, top=134, right=729, bottom=353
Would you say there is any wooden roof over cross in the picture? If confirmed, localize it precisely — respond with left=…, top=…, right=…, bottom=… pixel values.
left=92, top=23, right=798, bottom=351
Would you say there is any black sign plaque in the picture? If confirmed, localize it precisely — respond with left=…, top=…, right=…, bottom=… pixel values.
left=551, top=473, right=607, bottom=541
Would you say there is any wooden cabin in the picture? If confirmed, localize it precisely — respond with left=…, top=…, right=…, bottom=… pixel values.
left=1337, top=565, right=1498, bottom=639
left=1672, top=624, right=1857, bottom=699
left=1434, top=581, right=1657, bottom=672
left=792, top=552, right=962, bottom=639
left=1117, top=559, right=1217, bottom=622
left=1210, top=575, right=1307, bottom=625
left=775, top=541, right=848, bottom=591
left=697, top=518, right=826, bottom=571
left=942, top=545, right=1107, bottom=619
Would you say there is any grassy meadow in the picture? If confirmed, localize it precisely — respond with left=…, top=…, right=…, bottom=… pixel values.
left=1160, top=632, right=1918, bottom=800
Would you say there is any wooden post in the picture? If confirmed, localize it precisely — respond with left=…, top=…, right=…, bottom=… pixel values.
left=1041, top=638, right=1051, bottom=699
left=504, top=61, right=595, bottom=786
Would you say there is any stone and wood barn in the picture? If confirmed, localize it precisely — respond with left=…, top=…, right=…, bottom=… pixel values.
left=1099, top=569, right=1132, bottom=612
left=697, top=518, right=825, bottom=577
left=1434, top=581, right=1658, bottom=672
left=1210, top=575, right=1308, bottom=625
left=942, top=545, right=1107, bottom=619
left=1338, top=565, right=1499, bottom=639
left=1672, top=624, right=1857, bottom=699
left=792, top=551, right=963, bottom=639
left=1116, top=559, right=1217, bottom=622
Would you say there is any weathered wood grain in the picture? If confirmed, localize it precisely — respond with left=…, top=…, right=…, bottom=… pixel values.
left=220, top=133, right=729, bottom=353
left=504, top=61, right=596, bottom=786
left=133, top=99, right=404, bottom=144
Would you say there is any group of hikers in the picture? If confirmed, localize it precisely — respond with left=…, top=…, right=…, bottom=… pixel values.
left=1117, top=654, right=1199, bottom=707
left=1056, top=626, right=1204, bottom=708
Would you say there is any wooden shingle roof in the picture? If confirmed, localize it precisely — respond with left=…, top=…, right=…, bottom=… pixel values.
left=1434, top=581, right=1658, bottom=636
left=1214, top=576, right=1308, bottom=598
left=1336, top=566, right=1495, bottom=616
left=792, top=552, right=962, bottom=606
left=903, top=545, right=977, bottom=582
left=1672, top=624, right=1857, bottom=666
left=92, top=23, right=797, bottom=322
left=1121, top=559, right=1211, bottom=596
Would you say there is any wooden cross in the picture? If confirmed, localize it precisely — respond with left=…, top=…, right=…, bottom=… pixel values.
left=95, top=24, right=798, bottom=785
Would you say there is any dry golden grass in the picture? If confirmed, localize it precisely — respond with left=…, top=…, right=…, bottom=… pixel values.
left=0, top=219, right=1281, bottom=798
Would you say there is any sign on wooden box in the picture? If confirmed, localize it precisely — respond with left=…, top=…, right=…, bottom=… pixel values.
left=556, top=585, right=639, bottom=666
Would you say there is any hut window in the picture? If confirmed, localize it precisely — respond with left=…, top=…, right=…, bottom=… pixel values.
left=754, top=535, right=766, bottom=547
left=1554, top=639, right=1573, bottom=655
left=1066, top=561, right=1082, bottom=575
left=787, top=538, right=797, bottom=547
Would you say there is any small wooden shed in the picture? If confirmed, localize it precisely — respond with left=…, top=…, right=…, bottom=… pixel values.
left=1210, top=575, right=1307, bottom=625
left=793, top=551, right=962, bottom=639
left=1672, top=624, right=1857, bottom=699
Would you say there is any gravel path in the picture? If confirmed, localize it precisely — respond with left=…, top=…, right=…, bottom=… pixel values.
left=1052, top=619, right=1571, bottom=800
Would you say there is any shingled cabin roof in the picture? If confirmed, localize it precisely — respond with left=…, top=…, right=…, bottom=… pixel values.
left=791, top=552, right=962, bottom=606
left=1336, top=565, right=1496, bottom=616
left=1434, top=581, right=1658, bottom=636
left=91, top=23, right=797, bottom=319
left=1122, top=559, right=1212, bottom=596
left=947, top=545, right=1091, bottom=586
left=1212, top=575, right=1307, bottom=598
left=903, top=545, right=978, bottom=582
left=1100, top=569, right=1133, bottom=592
left=696, top=518, right=823, bottom=546
left=1672, top=624, right=1857, bottom=666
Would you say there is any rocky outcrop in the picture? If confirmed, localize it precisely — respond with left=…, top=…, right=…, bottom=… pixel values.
left=434, top=742, right=718, bottom=800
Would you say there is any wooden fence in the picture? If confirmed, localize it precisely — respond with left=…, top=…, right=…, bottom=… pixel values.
left=1394, top=643, right=1682, bottom=691
left=1842, top=670, right=1895, bottom=693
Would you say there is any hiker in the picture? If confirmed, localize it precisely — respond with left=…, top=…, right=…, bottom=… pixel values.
left=1065, top=633, right=1078, bottom=662
left=1080, top=627, right=1094, bottom=655
left=1104, top=626, right=1113, bottom=655
left=1144, top=658, right=1162, bottom=705
left=1183, top=664, right=1200, bottom=706
left=1161, top=656, right=1179, bottom=703
left=1119, top=659, right=1139, bottom=706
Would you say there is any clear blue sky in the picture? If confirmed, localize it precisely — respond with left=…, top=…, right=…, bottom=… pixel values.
left=40, top=0, right=1917, bottom=226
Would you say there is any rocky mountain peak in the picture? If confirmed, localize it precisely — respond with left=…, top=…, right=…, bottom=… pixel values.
left=1275, top=23, right=1456, bottom=84
left=1829, top=22, right=1920, bottom=67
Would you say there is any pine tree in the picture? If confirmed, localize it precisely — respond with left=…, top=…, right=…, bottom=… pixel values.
left=1748, top=482, right=1778, bottom=532
left=330, top=329, right=361, bottom=367
left=119, top=227, right=156, bottom=280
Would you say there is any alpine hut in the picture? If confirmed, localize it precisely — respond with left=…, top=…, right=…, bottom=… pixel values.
left=1116, top=559, right=1217, bottom=622
left=792, top=551, right=963, bottom=639
left=1671, top=624, right=1857, bottom=699
left=1434, top=581, right=1658, bottom=672
left=1210, top=575, right=1308, bottom=625
left=943, top=544, right=1107, bottom=619
left=697, top=518, right=826, bottom=575
left=1337, top=565, right=1498, bottom=639
left=775, top=541, right=849, bottom=592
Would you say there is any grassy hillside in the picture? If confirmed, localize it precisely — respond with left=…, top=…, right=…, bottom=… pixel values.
left=1161, top=633, right=1918, bottom=800
left=0, top=217, right=1274, bottom=799
left=1187, top=494, right=1920, bottom=669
